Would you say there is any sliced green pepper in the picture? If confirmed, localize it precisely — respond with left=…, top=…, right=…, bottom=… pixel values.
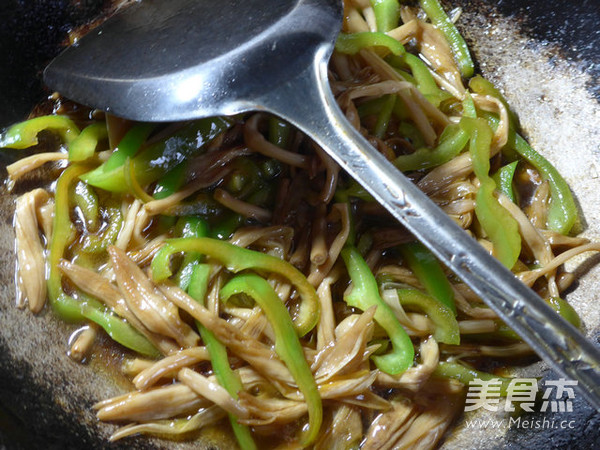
left=512, top=133, right=577, bottom=235
left=399, top=242, right=456, bottom=315
left=83, top=118, right=231, bottom=192
left=81, top=122, right=153, bottom=188
left=79, top=293, right=160, bottom=358
left=174, top=217, right=209, bottom=291
left=462, top=92, right=477, bottom=119
left=396, top=288, right=459, bottom=345
left=221, top=273, right=321, bottom=447
left=259, top=158, right=282, bottom=180
left=1, top=115, right=80, bottom=149
left=151, top=237, right=319, bottom=337
left=394, top=123, right=469, bottom=172
left=80, top=203, right=123, bottom=254
left=151, top=161, right=189, bottom=230
left=225, top=157, right=265, bottom=200
left=188, top=266, right=257, bottom=450
left=392, top=95, right=412, bottom=121
left=495, top=296, right=581, bottom=341
left=123, top=158, right=155, bottom=203
left=371, top=0, right=400, bottom=32
left=49, top=164, right=158, bottom=357
left=335, top=32, right=405, bottom=56
left=268, top=117, right=292, bottom=149
left=434, top=361, right=512, bottom=396
left=469, top=75, right=519, bottom=129
left=388, top=53, right=452, bottom=106
left=374, top=95, right=397, bottom=139
left=485, top=113, right=577, bottom=235
left=210, top=212, right=244, bottom=240
left=334, top=179, right=375, bottom=203
left=398, top=121, right=426, bottom=149
left=341, top=246, right=414, bottom=374
left=357, top=96, right=397, bottom=119
left=461, top=117, right=521, bottom=269
left=49, top=164, right=94, bottom=321
left=419, top=0, right=474, bottom=78
left=492, top=161, right=518, bottom=203
left=68, top=122, right=108, bottom=161
left=547, top=296, right=581, bottom=329
left=153, top=161, right=187, bottom=200
left=72, top=181, right=100, bottom=232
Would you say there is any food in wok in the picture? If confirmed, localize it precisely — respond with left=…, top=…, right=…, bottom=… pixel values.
left=2, top=0, right=598, bottom=448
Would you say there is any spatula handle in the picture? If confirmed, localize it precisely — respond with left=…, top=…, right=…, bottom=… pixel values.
left=262, top=54, right=600, bottom=412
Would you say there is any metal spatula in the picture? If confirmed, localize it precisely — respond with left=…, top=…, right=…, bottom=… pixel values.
left=44, top=0, right=600, bottom=410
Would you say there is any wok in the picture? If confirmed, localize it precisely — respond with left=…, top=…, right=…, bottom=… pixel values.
left=0, top=0, right=599, bottom=448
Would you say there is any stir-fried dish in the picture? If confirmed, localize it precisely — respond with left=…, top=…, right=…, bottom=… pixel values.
left=2, top=0, right=598, bottom=448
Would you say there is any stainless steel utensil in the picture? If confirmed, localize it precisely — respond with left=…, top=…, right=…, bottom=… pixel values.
left=44, top=0, right=600, bottom=410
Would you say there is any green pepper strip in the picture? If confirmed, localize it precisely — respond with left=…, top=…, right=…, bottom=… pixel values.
left=79, top=293, right=160, bottom=358
left=1, top=115, right=80, bottom=149
left=151, top=237, right=319, bottom=337
left=221, top=273, right=321, bottom=447
left=396, top=289, right=459, bottom=345
left=371, top=0, right=400, bottom=32
left=434, top=361, right=512, bottom=396
left=88, top=122, right=153, bottom=171
left=210, top=212, right=244, bottom=240
left=358, top=96, right=395, bottom=118
left=49, top=164, right=94, bottom=321
left=419, top=0, right=474, bottom=78
left=356, top=233, right=373, bottom=259
left=392, top=94, right=412, bottom=121
left=548, top=296, right=581, bottom=328
left=68, top=122, right=108, bottom=161
left=268, top=117, right=292, bottom=149
left=388, top=53, right=452, bottom=106
left=485, top=114, right=578, bottom=235
left=513, top=132, right=577, bottom=234
left=462, top=92, right=477, bottom=119
left=398, top=121, right=426, bottom=149
left=174, top=217, right=209, bottom=291
left=259, top=158, right=282, bottom=180
left=374, top=94, right=397, bottom=139
left=404, top=53, right=451, bottom=105
left=83, top=117, right=231, bottom=192
left=72, top=181, right=100, bottom=232
left=245, top=184, right=273, bottom=208
left=394, top=123, right=469, bottom=172
left=175, top=215, right=210, bottom=240
left=461, top=117, right=521, bottom=269
left=341, top=246, right=414, bottom=374
left=49, top=164, right=159, bottom=357
left=80, top=204, right=123, bottom=254
left=123, top=158, right=155, bottom=203
left=492, top=161, right=518, bottom=203
left=153, top=161, right=188, bottom=199
left=335, top=31, right=405, bottom=56
left=334, top=180, right=375, bottom=203
left=469, top=75, right=519, bottom=129
left=152, top=161, right=188, bottom=230
left=399, top=242, right=456, bottom=315
left=226, top=157, right=265, bottom=199
left=496, top=296, right=581, bottom=340
left=187, top=266, right=257, bottom=450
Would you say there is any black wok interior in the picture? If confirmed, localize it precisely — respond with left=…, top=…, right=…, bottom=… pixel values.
left=0, top=0, right=599, bottom=448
